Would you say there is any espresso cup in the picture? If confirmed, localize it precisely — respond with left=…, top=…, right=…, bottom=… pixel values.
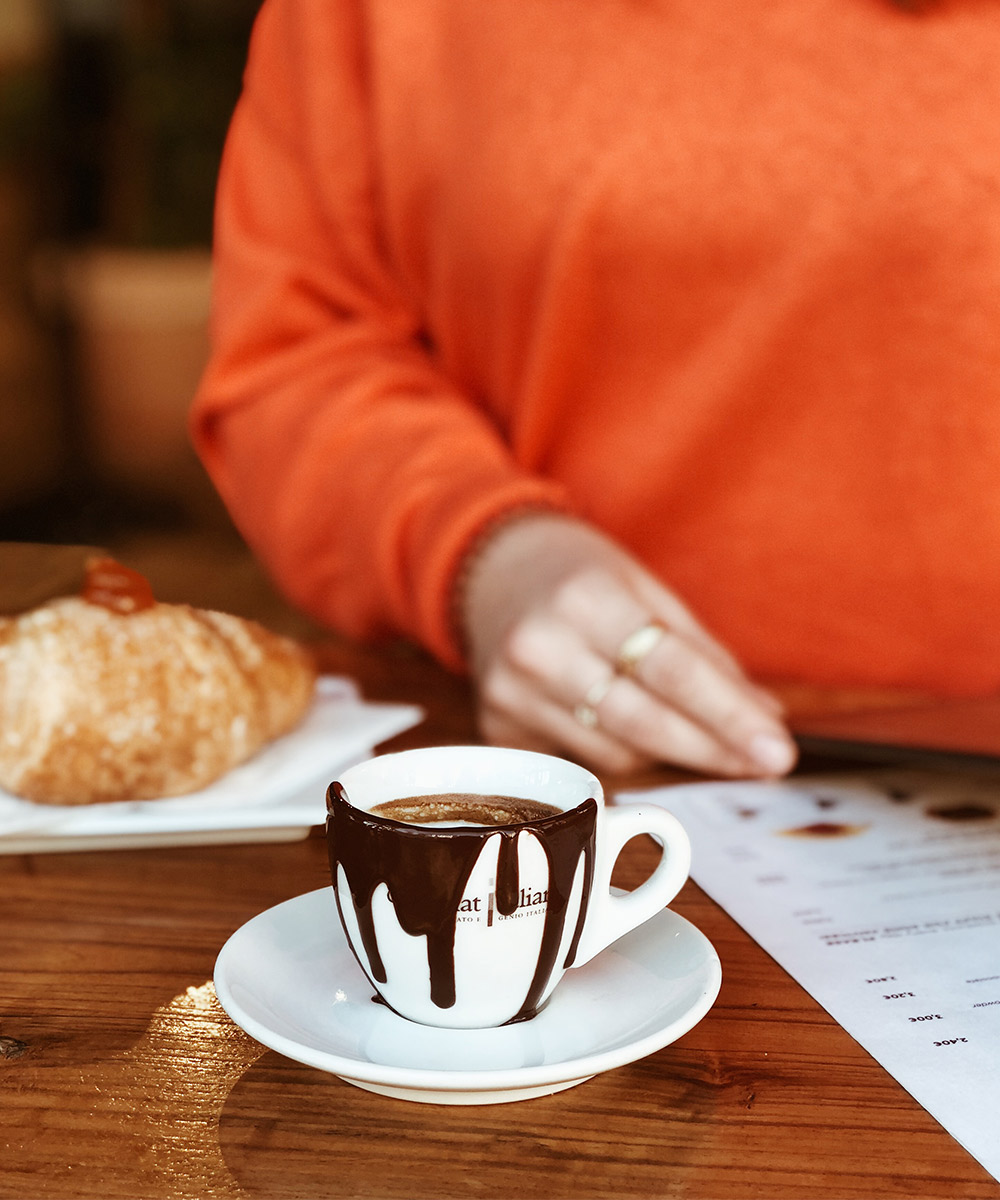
left=325, top=746, right=691, bottom=1029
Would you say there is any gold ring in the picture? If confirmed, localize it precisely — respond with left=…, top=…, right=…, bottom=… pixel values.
left=573, top=673, right=615, bottom=729
left=615, top=620, right=668, bottom=677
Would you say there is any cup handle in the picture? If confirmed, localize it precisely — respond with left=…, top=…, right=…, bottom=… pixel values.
left=570, top=804, right=692, bottom=967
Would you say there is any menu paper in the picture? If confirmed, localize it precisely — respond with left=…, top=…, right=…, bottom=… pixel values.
left=621, top=770, right=1000, bottom=1181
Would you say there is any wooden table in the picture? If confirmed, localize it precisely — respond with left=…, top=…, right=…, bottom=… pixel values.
left=2, top=638, right=996, bottom=1200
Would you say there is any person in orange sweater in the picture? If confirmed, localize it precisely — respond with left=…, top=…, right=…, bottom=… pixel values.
left=192, top=0, right=1000, bottom=779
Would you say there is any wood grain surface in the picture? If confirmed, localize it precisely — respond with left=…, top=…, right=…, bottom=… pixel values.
left=1, top=636, right=996, bottom=1200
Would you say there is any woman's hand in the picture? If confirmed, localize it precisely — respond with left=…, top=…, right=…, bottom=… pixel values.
left=459, top=513, right=797, bottom=777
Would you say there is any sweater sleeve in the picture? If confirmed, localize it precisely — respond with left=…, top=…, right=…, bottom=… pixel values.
left=190, top=0, right=569, bottom=670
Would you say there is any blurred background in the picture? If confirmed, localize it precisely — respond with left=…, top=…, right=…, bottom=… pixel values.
left=0, top=0, right=323, bottom=634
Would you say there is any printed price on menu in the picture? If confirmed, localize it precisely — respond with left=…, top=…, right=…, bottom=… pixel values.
left=624, top=769, right=1000, bottom=1183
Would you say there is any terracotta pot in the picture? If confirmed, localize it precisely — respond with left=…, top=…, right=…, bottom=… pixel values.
left=0, top=297, right=62, bottom=511
left=0, top=164, right=63, bottom=513
left=62, top=245, right=226, bottom=522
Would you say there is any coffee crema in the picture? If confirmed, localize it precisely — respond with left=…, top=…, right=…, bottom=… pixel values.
left=370, top=792, right=561, bottom=826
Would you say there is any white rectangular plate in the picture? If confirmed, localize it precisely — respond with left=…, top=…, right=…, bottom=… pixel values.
left=0, top=676, right=423, bottom=853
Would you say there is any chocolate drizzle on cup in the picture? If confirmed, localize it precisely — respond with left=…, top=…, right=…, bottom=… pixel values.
left=326, top=784, right=598, bottom=1024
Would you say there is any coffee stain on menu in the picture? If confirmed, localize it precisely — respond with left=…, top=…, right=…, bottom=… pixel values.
left=777, top=822, right=870, bottom=838
left=326, top=787, right=598, bottom=1023
left=924, top=803, right=997, bottom=822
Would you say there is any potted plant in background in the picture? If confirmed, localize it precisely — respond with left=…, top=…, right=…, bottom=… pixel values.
left=54, top=0, right=260, bottom=531
left=0, top=1, right=315, bottom=629
left=0, top=0, right=65, bottom=517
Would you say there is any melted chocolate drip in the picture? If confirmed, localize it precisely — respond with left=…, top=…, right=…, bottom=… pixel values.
left=327, top=785, right=597, bottom=1022
left=518, top=801, right=597, bottom=1015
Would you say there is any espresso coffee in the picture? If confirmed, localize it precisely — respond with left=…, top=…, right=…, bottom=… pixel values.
left=370, top=792, right=561, bottom=826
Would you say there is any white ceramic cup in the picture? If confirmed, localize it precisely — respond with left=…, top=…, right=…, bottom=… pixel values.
left=326, top=746, right=691, bottom=1029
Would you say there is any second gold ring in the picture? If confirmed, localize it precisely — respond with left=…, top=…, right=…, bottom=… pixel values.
left=573, top=673, right=615, bottom=729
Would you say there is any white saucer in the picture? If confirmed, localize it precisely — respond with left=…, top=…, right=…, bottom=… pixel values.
left=214, top=888, right=722, bottom=1105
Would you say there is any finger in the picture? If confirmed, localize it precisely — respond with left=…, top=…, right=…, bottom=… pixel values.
left=501, top=609, right=612, bottom=708
left=533, top=574, right=794, bottom=772
left=584, top=672, right=793, bottom=777
left=612, top=614, right=786, bottom=720
left=549, top=565, right=748, bottom=685
left=478, top=690, right=652, bottom=776
left=496, top=591, right=795, bottom=775
left=482, top=659, right=774, bottom=778
left=484, top=620, right=781, bottom=777
left=478, top=634, right=643, bottom=774
left=605, top=623, right=794, bottom=774
left=627, top=570, right=748, bottom=678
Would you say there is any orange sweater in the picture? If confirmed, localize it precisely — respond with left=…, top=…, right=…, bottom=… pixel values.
left=192, top=0, right=1000, bottom=694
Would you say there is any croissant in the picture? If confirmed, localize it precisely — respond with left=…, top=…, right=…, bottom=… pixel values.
left=0, top=555, right=317, bottom=805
